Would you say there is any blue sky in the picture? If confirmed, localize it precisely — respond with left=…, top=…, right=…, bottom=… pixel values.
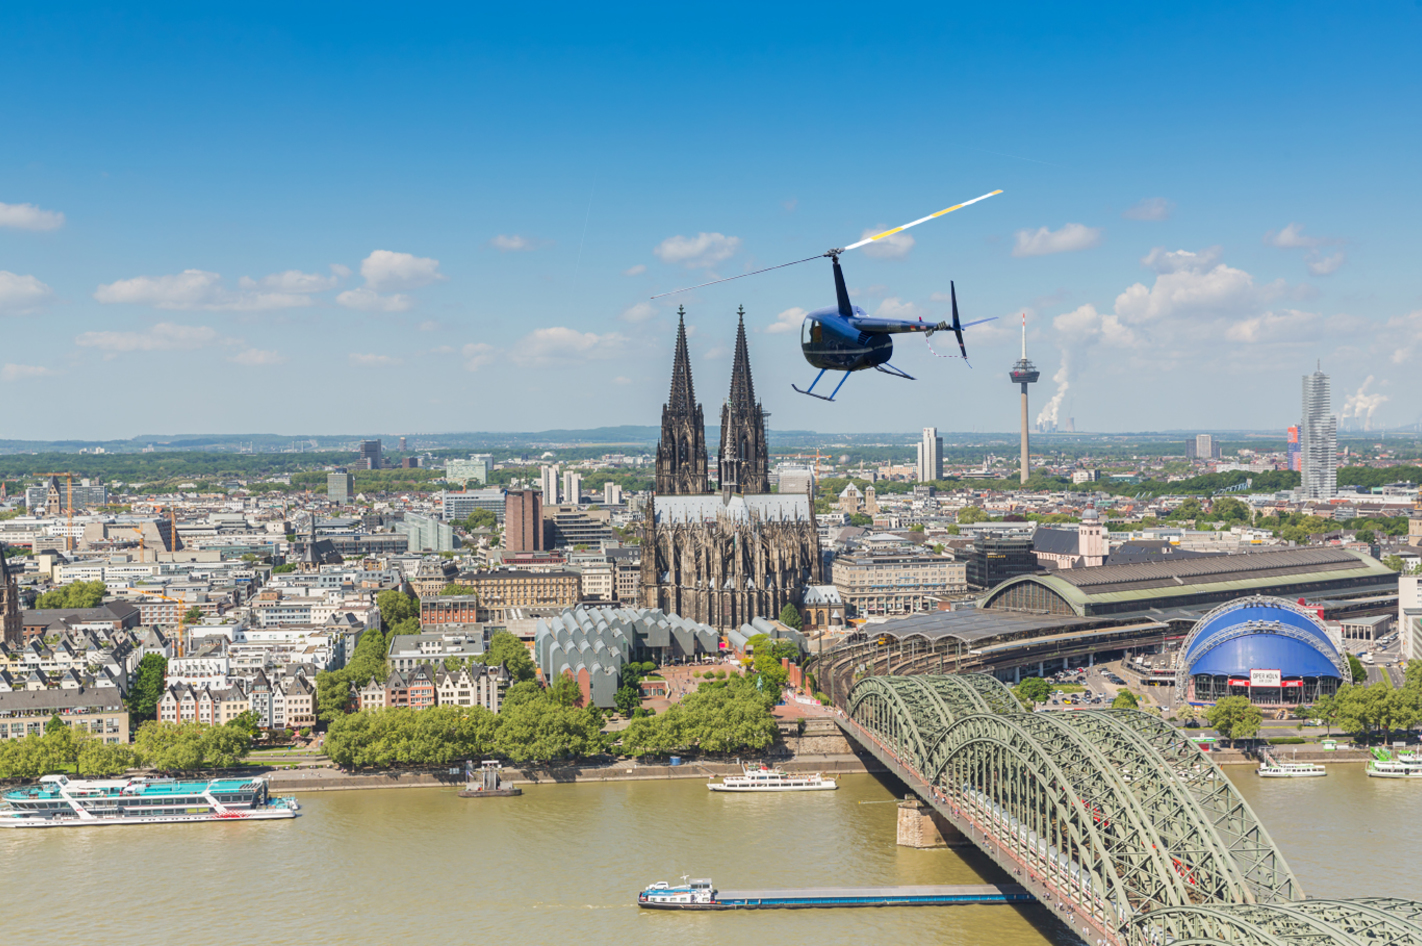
left=3, top=3, right=1420, bottom=440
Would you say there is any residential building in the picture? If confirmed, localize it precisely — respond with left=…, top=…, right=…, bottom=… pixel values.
left=467, top=570, right=580, bottom=617
left=327, top=471, right=354, bottom=503
left=397, top=513, right=460, bottom=552
left=447, top=456, right=491, bottom=486
left=387, top=630, right=488, bottom=671
left=504, top=490, right=543, bottom=552
left=20, top=601, right=143, bottom=645
left=543, top=504, right=613, bottom=549
left=420, top=595, right=480, bottom=627
left=441, top=488, right=507, bottom=523
left=540, top=464, right=560, bottom=504
left=579, top=561, right=615, bottom=601
left=1399, top=574, right=1421, bottom=661
left=831, top=552, right=968, bottom=615
left=1300, top=366, right=1337, bottom=499
left=602, top=482, right=623, bottom=506
left=0, top=687, right=129, bottom=743
left=917, top=427, right=943, bottom=482
left=1186, top=434, right=1221, bottom=459
left=434, top=663, right=502, bottom=712
left=562, top=470, right=582, bottom=505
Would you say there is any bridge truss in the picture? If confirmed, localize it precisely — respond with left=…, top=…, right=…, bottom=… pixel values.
left=841, top=674, right=1422, bottom=946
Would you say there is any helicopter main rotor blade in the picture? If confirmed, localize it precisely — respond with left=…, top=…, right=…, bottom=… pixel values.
left=840, top=189, right=1003, bottom=253
left=649, top=254, right=825, bottom=299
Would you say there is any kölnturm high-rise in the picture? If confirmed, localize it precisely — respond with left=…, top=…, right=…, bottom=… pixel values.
left=1300, top=364, right=1336, bottom=499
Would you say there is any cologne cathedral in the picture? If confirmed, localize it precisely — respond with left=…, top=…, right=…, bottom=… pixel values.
left=640, top=307, right=823, bottom=630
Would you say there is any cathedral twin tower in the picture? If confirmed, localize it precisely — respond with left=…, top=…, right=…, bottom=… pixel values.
left=655, top=306, right=770, bottom=497
left=640, top=307, right=822, bottom=631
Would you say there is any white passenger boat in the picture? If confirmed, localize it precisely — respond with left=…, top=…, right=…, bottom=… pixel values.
left=1366, top=759, right=1422, bottom=780
left=0, top=774, right=300, bottom=828
left=1257, top=762, right=1326, bottom=778
left=708, top=765, right=837, bottom=792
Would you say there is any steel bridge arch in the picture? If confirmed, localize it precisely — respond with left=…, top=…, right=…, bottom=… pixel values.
left=1129, top=899, right=1422, bottom=946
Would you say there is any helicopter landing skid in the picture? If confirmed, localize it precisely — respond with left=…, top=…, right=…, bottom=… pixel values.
left=792, top=368, right=852, bottom=402
left=874, top=362, right=916, bottom=381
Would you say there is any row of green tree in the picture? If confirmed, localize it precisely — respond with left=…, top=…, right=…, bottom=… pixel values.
left=34, top=580, right=107, bottom=610
left=0, top=715, right=256, bottom=778
left=617, top=675, right=780, bottom=756
left=1202, top=662, right=1422, bottom=741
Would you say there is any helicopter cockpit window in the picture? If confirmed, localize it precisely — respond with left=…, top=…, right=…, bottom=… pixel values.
left=803, top=319, right=823, bottom=345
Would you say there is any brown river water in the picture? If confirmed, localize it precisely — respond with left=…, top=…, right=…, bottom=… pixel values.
left=3, top=764, right=1416, bottom=946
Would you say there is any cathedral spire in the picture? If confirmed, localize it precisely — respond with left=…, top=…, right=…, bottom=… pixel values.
left=728, top=306, right=757, bottom=409
left=669, top=306, right=697, bottom=412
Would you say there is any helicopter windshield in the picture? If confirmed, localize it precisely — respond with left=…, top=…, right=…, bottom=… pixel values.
left=802, top=317, right=823, bottom=346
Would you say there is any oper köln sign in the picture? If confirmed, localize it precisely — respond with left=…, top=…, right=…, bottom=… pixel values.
left=1249, top=668, right=1283, bottom=687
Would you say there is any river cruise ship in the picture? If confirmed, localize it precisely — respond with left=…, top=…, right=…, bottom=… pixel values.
left=708, top=765, right=837, bottom=792
left=1257, top=761, right=1326, bottom=778
left=0, top=774, right=300, bottom=828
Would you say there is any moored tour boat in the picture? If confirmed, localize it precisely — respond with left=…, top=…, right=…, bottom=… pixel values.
left=708, top=765, right=836, bottom=792
left=1257, top=762, right=1326, bottom=778
left=0, top=774, right=299, bottom=828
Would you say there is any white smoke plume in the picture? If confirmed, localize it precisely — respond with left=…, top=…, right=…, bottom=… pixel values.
left=1343, top=375, right=1388, bottom=431
left=1036, top=360, right=1070, bottom=429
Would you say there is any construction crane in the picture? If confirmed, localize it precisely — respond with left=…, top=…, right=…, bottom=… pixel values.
left=772, top=449, right=832, bottom=482
left=129, top=587, right=192, bottom=658
left=36, top=472, right=76, bottom=551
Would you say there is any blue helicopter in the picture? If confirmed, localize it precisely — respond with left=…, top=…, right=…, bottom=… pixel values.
left=655, top=189, right=1002, bottom=401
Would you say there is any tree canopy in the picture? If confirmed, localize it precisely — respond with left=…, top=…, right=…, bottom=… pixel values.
left=618, top=676, right=778, bottom=757
left=126, top=653, right=168, bottom=721
left=1111, top=690, right=1140, bottom=710
left=777, top=602, right=803, bottom=630
left=35, top=580, right=107, bottom=610
left=1205, top=695, right=1262, bottom=742
left=1014, top=677, right=1052, bottom=708
left=476, top=631, right=537, bottom=683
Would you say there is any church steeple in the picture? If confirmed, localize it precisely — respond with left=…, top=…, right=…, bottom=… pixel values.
left=668, top=307, right=698, bottom=412
left=655, top=306, right=710, bottom=495
left=719, top=306, right=771, bottom=495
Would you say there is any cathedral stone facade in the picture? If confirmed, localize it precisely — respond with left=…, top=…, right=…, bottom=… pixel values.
left=654, top=308, right=710, bottom=496
left=640, top=309, right=822, bottom=630
left=1, top=544, right=20, bottom=647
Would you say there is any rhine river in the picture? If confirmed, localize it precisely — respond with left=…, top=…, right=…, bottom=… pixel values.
left=3, top=765, right=1417, bottom=945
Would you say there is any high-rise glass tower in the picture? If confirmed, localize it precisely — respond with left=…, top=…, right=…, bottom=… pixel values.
left=916, top=427, right=942, bottom=482
left=1300, top=366, right=1336, bottom=499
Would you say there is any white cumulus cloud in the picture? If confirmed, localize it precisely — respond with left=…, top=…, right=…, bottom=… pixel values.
left=1307, top=251, right=1347, bottom=276
left=349, top=353, right=403, bottom=368
left=766, top=307, right=806, bottom=334
left=0, top=201, right=65, bottom=231
left=623, top=264, right=647, bottom=277
left=238, top=269, right=341, bottom=293
left=336, top=287, right=413, bottom=312
left=1012, top=223, right=1102, bottom=257
left=76, top=322, right=222, bottom=356
left=858, top=227, right=915, bottom=260
left=653, top=232, right=741, bottom=268
left=359, top=250, right=446, bottom=292
left=229, top=348, right=288, bottom=366
left=1122, top=198, right=1174, bottom=221
left=511, top=327, right=628, bottom=367
left=1141, top=246, right=1223, bottom=274
left=0, top=271, right=54, bottom=313
left=1, top=363, right=55, bottom=382
left=489, top=234, right=540, bottom=252
left=620, top=302, right=657, bottom=323
left=94, top=269, right=317, bottom=311
left=462, top=343, right=496, bottom=371
left=1264, top=222, right=1323, bottom=249
left=874, top=297, right=926, bottom=320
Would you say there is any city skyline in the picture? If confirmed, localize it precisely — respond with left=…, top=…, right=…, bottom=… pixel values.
left=3, top=5, right=1421, bottom=439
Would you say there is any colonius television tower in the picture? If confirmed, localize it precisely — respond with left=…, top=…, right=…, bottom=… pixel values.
left=1009, top=314, right=1039, bottom=484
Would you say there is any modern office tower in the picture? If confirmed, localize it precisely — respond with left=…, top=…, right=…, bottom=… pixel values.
left=1287, top=426, right=1302, bottom=472
left=540, top=464, right=560, bottom=504
left=447, top=456, right=490, bottom=486
left=1008, top=314, right=1040, bottom=484
left=1196, top=434, right=1220, bottom=459
left=504, top=490, right=543, bottom=552
left=1300, top=365, right=1337, bottom=499
left=916, top=427, right=943, bottom=483
left=563, top=470, right=582, bottom=505
left=358, top=439, right=382, bottom=470
left=398, top=436, right=407, bottom=452
left=327, top=471, right=354, bottom=503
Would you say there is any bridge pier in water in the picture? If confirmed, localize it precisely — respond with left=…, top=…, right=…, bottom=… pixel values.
left=896, top=797, right=969, bottom=848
